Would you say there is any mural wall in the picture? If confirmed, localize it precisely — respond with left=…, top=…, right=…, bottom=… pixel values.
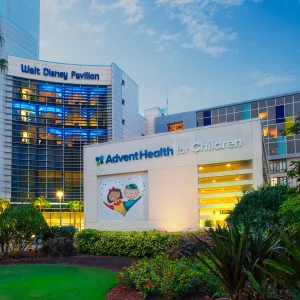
left=98, top=172, right=148, bottom=221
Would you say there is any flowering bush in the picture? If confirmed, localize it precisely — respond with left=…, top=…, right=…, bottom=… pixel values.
left=117, top=255, right=218, bottom=299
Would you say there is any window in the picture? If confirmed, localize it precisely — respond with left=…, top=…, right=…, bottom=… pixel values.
left=269, top=160, right=287, bottom=174
left=276, top=105, right=285, bottom=124
left=168, top=122, right=183, bottom=132
left=259, top=111, right=267, bottom=120
left=122, top=119, right=125, bottom=125
left=271, top=177, right=287, bottom=186
left=122, top=79, right=125, bottom=86
left=21, top=88, right=34, bottom=100
left=122, top=99, right=125, bottom=105
left=203, top=110, right=211, bottom=126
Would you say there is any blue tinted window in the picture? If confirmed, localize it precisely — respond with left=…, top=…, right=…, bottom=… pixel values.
left=242, top=104, right=251, bottom=120
left=203, top=110, right=211, bottom=126
left=277, top=137, right=287, bottom=155
left=276, top=105, right=285, bottom=123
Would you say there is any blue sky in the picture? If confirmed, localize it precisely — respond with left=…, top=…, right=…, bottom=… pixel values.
left=40, top=0, right=300, bottom=114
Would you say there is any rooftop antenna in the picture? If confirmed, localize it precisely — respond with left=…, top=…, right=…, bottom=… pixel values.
left=164, top=85, right=169, bottom=115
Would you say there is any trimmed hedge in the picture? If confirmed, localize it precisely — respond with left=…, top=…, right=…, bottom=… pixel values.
left=74, top=229, right=182, bottom=258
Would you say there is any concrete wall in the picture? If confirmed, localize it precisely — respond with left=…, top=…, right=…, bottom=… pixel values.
left=84, top=119, right=264, bottom=231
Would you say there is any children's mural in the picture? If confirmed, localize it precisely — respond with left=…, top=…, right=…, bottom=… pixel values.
left=99, top=173, right=147, bottom=219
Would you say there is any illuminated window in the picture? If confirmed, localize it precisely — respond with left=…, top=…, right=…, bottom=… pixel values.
left=198, top=160, right=253, bottom=173
left=21, top=88, right=33, bottom=100
left=259, top=112, right=267, bottom=119
left=271, top=177, right=287, bottom=186
left=21, top=131, right=29, bottom=144
left=168, top=122, right=184, bottom=132
left=20, top=110, right=35, bottom=122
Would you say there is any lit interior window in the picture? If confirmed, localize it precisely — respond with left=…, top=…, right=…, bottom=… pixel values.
left=168, top=122, right=184, bottom=132
left=21, top=131, right=29, bottom=143
left=259, top=112, right=267, bottom=119
left=21, top=88, right=33, bottom=100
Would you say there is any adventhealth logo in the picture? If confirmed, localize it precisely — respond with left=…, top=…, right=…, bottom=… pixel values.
left=95, top=147, right=174, bottom=166
left=95, top=155, right=104, bottom=166
left=94, top=139, right=242, bottom=166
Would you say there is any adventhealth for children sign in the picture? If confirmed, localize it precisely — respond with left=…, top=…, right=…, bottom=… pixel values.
left=95, top=139, right=242, bottom=166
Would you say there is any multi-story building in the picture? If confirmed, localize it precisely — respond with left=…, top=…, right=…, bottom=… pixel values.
left=0, top=0, right=40, bottom=203
left=144, top=91, right=300, bottom=225
left=148, top=91, right=300, bottom=187
left=0, top=0, right=40, bottom=59
left=1, top=56, right=145, bottom=209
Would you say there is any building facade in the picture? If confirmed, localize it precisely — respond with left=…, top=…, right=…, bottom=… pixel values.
left=150, top=91, right=300, bottom=186
left=0, top=0, right=40, bottom=59
left=84, top=119, right=269, bottom=230
left=1, top=56, right=145, bottom=204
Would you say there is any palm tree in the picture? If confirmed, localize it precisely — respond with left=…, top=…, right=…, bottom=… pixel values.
left=31, top=196, right=51, bottom=212
left=0, top=199, right=10, bottom=214
left=0, top=35, right=8, bottom=73
left=67, top=201, right=84, bottom=229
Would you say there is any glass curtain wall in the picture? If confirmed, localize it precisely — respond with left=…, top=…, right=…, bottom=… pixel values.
left=5, top=76, right=112, bottom=203
left=196, top=93, right=300, bottom=157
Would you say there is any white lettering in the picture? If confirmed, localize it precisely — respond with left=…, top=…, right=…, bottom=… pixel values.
left=191, top=139, right=242, bottom=152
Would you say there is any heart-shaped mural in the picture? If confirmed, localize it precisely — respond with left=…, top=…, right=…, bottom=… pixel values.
left=100, top=174, right=147, bottom=217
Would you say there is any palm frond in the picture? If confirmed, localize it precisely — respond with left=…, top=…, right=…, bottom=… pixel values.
left=0, top=58, right=8, bottom=73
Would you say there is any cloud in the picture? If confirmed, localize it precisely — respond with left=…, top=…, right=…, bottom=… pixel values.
left=82, top=22, right=106, bottom=33
left=249, top=70, right=294, bottom=87
left=158, top=33, right=181, bottom=43
left=147, top=28, right=156, bottom=36
left=154, top=45, right=165, bottom=52
left=41, top=0, right=80, bottom=33
left=135, top=25, right=156, bottom=36
left=90, top=0, right=144, bottom=24
left=180, top=43, right=194, bottom=49
left=175, top=85, right=196, bottom=94
left=155, top=0, right=262, bottom=56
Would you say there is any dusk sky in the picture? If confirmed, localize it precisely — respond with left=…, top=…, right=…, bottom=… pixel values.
left=40, top=0, right=300, bottom=114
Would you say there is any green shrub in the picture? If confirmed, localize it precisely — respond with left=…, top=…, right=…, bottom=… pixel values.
left=279, top=193, right=300, bottom=232
left=227, top=185, right=287, bottom=231
left=42, top=237, right=77, bottom=257
left=41, top=226, right=78, bottom=241
left=118, top=255, right=218, bottom=299
left=74, top=230, right=181, bottom=258
left=0, top=205, right=48, bottom=257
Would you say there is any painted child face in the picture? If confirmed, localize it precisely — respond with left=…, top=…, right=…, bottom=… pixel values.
left=124, top=188, right=139, bottom=199
left=109, top=191, right=121, bottom=202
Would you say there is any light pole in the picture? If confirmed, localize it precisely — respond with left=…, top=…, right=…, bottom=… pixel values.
left=56, top=190, right=64, bottom=226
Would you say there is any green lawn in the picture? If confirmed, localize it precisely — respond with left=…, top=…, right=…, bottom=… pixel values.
left=0, top=264, right=117, bottom=300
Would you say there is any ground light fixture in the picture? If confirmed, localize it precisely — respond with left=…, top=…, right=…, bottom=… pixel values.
left=226, top=163, right=231, bottom=167
left=56, top=190, right=64, bottom=226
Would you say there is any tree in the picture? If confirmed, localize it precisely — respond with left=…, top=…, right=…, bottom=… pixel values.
left=226, top=185, right=287, bottom=231
left=0, top=205, right=48, bottom=257
left=67, top=201, right=83, bottom=229
left=0, top=199, right=10, bottom=214
left=0, top=35, right=8, bottom=73
left=279, top=193, right=300, bottom=232
left=283, top=114, right=300, bottom=190
left=31, top=195, right=51, bottom=212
